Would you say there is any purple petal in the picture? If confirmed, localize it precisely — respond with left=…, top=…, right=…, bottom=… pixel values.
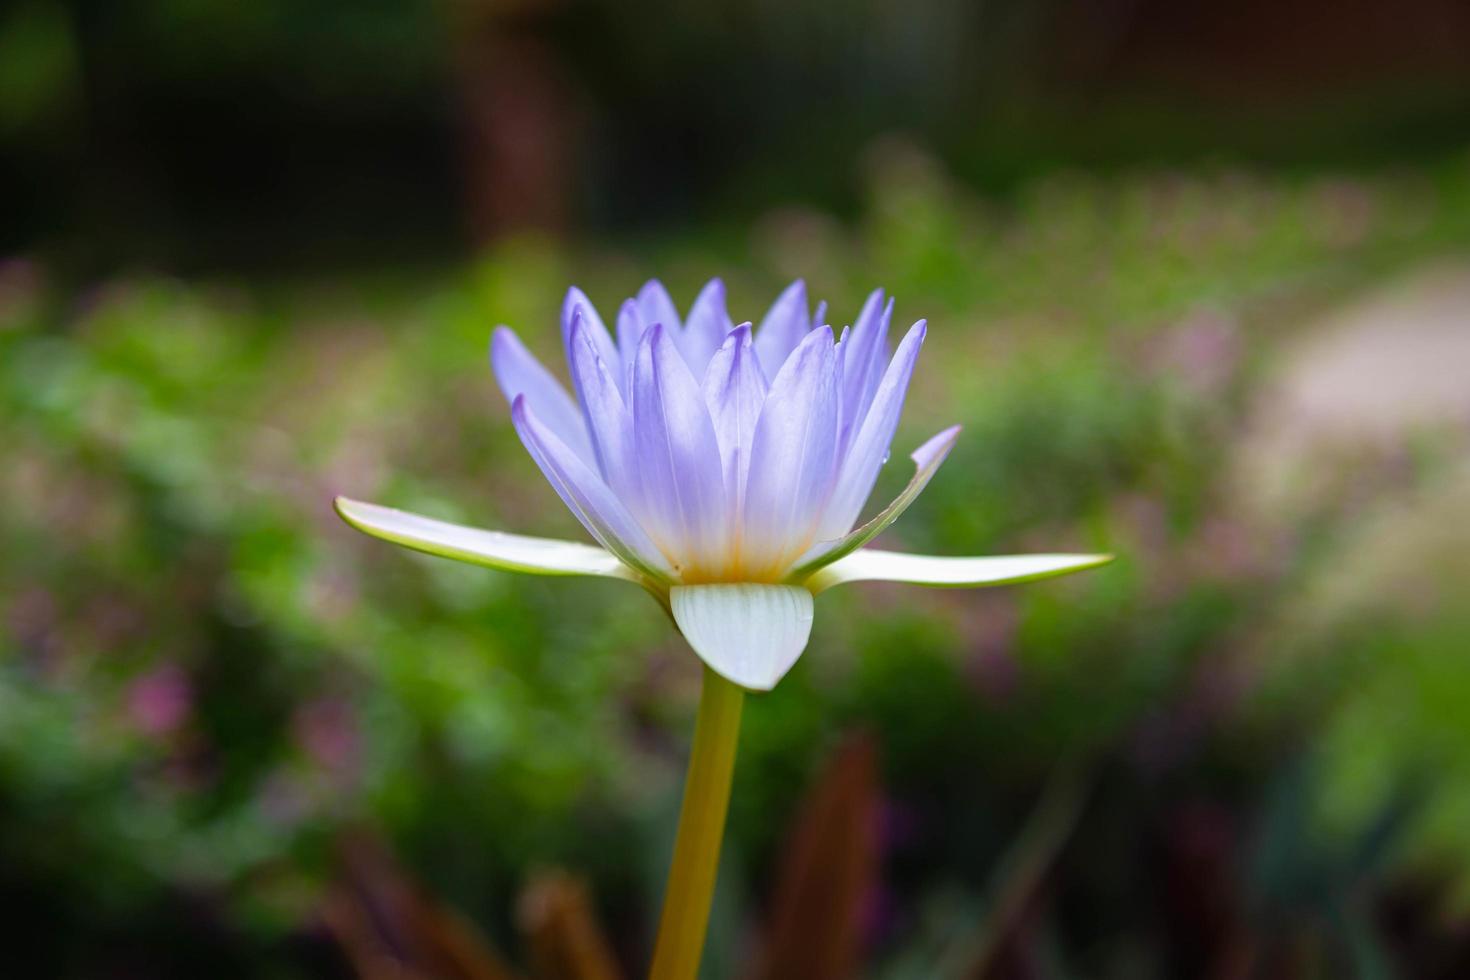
left=616, top=298, right=643, bottom=394
left=637, top=279, right=681, bottom=332
left=680, top=277, right=733, bottom=374
left=742, top=326, right=840, bottom=574
left=818, top=319, right=927, bottom=540
left=790, top=425, right=960, bottom=580
left=839, top=291, right=892, bottom=453
left=510, top=395, right=673, bottom=581
left=562, top=287, right=622, bottom=392
left=631, top=324, right=729, bottom=574
left=568, top=312, right=638, bottom=500
left=753, top=279, right=811, bottom=373
left=491, top=327, right=593, bottom=463
left=701, top=324, right=768, bottom=512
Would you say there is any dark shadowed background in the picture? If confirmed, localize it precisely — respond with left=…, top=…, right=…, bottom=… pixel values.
left=3, top=1, right=1470, bottom=976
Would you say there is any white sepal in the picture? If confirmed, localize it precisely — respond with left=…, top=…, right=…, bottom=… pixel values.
left=669, top=584, right=814, bottom=691
left=806, top=549, right=1112, bottom=593
left=335, top=497, right=635, bottom=579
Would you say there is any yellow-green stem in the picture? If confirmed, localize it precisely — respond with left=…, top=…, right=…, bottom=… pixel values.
left=649, top=666, right=745, bottom=980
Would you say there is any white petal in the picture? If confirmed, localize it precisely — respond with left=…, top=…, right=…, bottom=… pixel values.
left=670, top=584, right=814, bottom=691
left=335, top=497, right=635, bottom=579
left=806, top=550, right=1113, bottom=593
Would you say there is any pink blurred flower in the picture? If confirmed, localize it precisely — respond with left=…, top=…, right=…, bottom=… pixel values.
left=127, top=664, right=192, bottom=736
left=293, top=697, right=359, bottom=774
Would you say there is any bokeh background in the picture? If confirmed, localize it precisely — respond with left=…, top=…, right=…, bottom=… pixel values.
left=4, top=1, right=1470, bottom=977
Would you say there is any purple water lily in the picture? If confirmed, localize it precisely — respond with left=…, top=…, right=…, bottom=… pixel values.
left=335, top=276, right=1113, bottom=979
left=336, top=278, right=1109, bottom=690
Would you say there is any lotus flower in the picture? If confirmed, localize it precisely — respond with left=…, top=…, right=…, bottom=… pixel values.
left=335, top=278, right=1110, bottom=691
left=336, top=277, right=1113, bottom=979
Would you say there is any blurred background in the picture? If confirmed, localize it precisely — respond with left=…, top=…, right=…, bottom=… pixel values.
left=3, top=0, right=1470, bottom=976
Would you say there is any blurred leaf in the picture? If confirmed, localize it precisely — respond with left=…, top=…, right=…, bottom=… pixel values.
left=751, top=731, right=881, bottom=980
left=517, top=870, right=623, bottom=980
left=322, top=833, right=524, bottom=980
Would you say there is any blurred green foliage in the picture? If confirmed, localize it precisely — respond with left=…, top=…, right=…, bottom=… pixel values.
left=4, top=148, right=1470, bottom=975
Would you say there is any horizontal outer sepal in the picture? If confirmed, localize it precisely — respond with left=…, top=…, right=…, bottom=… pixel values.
left=806, top=550, right=1113, bottom=593
left=335, top=497, right=636, bottom=580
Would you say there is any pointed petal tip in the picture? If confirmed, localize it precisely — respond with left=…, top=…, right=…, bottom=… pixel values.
left=507, top=391, right=533, bottom=433
left=912, top=424, right=962, bottom=465
left=804, top=323, right=835, bottom=348
left=332, top=494, right=357, bottom=525
left=722, top=322, right=753, bottom=347
left=670, top=583, right=814, bottom=691
left=567, top=306, right=588, bottom=343
left=334, top=495, right=397, bottom=539
left=689, top=277, right=728, bottom=314
left=776, top=277, right=806, bottom=300
left=639, top=278, right=671, bottom=302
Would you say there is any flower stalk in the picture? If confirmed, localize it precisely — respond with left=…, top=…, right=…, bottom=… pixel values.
left=649, top=666, right=745, bottom=980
